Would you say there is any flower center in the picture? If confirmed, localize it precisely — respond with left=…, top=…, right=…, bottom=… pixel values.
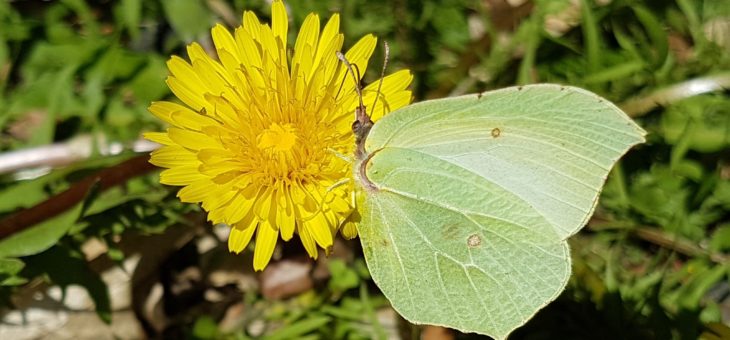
left=257, top=122, right=298, bottom=152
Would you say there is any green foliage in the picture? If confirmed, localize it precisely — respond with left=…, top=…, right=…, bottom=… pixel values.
left=23, top=245, right=113, bottom=322
left=661, top=95, right=730, bottom=153
left=0, top=0, right=729, bottom=338
left=161, top=0, right=214, bottom=42
left=0, top=202, right=82, bottom=258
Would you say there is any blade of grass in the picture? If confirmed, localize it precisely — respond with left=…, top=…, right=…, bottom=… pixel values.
left=580, top=0, right=602, bottom=72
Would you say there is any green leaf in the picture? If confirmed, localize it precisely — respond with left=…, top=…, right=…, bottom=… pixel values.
left=0, top=176, right=52, bottom=212
left=709, top=223, right=730, bottom=252
left=430, top=5, right=470, bottom=51
left=60, top=0, right=100, bottom=36
left=355, top=85, right=645, bottom=339
left=675, top=261, right=727, bottom=310
left=161, top=0, right=212, bottom=42
left=125, top=55, right=169, bottom=103
left=0, top=257, right=25, bottom=286
left=192, top=316, right=219, bottom=339
left=583, top=60, right=646, bottom=84
left=631, top=5, right=668, bottom=67
left=0, top=258, right=24, bottom=274
left=661, top=95, right=730, bottom=153
left=21, top=41, right=103, bottom=79
left=117, top=0, right=142, bottom=39
left=327, top=259, right=360, bottom=295
left=0, top=202, right=82, bottom=258
left=263, top=315, right=331, bottom=340
left=1, top=276, right=28, bottom=286
left=580, top=0, right=602, bottom=72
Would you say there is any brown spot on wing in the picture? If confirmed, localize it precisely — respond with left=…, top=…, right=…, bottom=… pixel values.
left=442, top=223, right=461, bottom=240
left=467, top=234, right=482, bottom=248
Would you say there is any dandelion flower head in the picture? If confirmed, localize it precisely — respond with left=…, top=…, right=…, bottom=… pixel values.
left=145, top=0, right=413, bottom=270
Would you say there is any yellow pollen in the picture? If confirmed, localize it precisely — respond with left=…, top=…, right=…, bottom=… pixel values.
left=257, top=123, right=298, bottom=152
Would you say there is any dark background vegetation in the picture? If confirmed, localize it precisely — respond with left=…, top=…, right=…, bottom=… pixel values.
left=0, top=0, right=729, bottom=339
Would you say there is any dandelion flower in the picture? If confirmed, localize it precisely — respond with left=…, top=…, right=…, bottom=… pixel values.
left=145, top=0, right=413, bottom=270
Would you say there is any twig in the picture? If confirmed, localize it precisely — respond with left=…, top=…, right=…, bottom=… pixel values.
left=0, top=154, right=157, bottom=241
left=620, top=71, right=730, bottom=117
left=588, top=220, right=728, bottom=264
left=633, top=227, right=728, bottom=264
left=206, top=0, right=239, bottom=27
left=0, top=135, right=158, bottom=175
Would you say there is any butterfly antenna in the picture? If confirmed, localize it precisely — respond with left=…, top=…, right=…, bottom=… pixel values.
left=334, top=71, right=346, bottom=100
left=337, top=50, right=373, bottom=160
left=370, top=41, right=389, bottom=112
left=334, top=59, right=357, bottom=100
left=336, top=51, right=365, bottom=118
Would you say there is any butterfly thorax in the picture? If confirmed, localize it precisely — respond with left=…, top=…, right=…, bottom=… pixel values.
left=352, top=106, right=373, bottom=160
left=352, top=106, right=378, bottom=191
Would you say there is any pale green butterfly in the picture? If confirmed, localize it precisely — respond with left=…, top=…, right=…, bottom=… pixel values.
left=338, top=48, right=646, bottom=340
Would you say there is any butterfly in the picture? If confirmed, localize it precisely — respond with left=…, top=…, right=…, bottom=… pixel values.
left=338, top=46, right=645, bottom=339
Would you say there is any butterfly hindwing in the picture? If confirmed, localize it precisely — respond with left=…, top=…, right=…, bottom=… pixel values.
left=356, top=84, right=645, bottom=339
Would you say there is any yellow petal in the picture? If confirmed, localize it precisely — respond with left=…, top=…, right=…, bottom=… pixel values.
left=160, top=166, right=207, bottom=186
left=203, top=94, right=244, bottom=130
left=253, top=187, right=275, bottom=220
left=143, top=132, right=174, bottom=145
left=148, top=101, right=182, bottom=125
left=306, top=212, right=333, bottom=250
left=167, top=56, right=204, bottom=88
left=314, top=32, right=344, bottom=92
left=276, top=186, right=296, bottom=240
left=327, top=195, right=352, bottom=214
left=178, top=179, right=214, bottom=203
left=298, top=225, right=318, bottom=259
left=362, top=69, right=414, bottom=121
left=191, top=59, right=231, bottom=97
left=186, top=42, right=215, bottom=65
left=234, top=27, right=263, bottom=70
left=242, top=10, right=261, bottom=40
left=211, top=171, right=245, bottom=185
left=253, top=220, right=278, bottom=271
left=341, top=220, right=358, bottom=239
left=222, top=185, right=259, bottom=225
left=271, top=0, right=288, bottom=54
left=318, top=14, right=339, bottom=54
left=204, top=189, right=237, bottom=223
left=197, top=148, right=235, bottom=163
left=170, top=109, right=220, bottom=131
left=212, top=24, right=241, bottom=63
left=314, top=14, right=341, bottom=70
left=293, top=43, right=314, bottom=100
left=167, top=127, right=221, bottom=150
left=199, top=160, right=243, bottom=177
left=228, top=213, right=257, bottom=253
left=166, top=76, right=207, bottom=111
left=150, top=145, right=198, bottom=168
left=292, top=13, right=319, bottom=76
left=344, top=34, right=377, bottom=82
left=188, top=44, right=240, bottom=98
left=259, top=24, right=280, bottom=66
